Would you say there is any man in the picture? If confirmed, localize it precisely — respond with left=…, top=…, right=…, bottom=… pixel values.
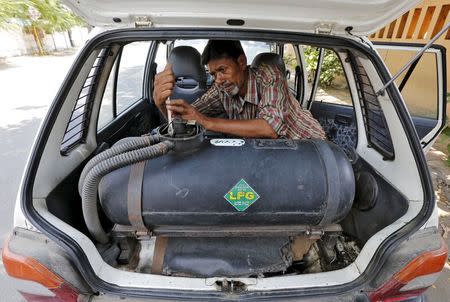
left=153, top=40, right=325, bottom=139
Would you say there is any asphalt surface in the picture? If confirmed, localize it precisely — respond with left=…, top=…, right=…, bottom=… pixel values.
left=0, top=52, right=78, bottom=301
left=0, top=52, right=448, bottom=301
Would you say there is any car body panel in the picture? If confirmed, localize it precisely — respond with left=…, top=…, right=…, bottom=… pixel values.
left=61, top=0, right=421, bottom=36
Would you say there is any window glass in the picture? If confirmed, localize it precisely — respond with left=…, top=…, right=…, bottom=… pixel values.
left=63, top=48, right=108, bottom=153
left=155, top=42, right=168, bottom=73
left=116, top=41, right=151, bottom=114
left=241, top=41, right=274, bottom=63
left=377, top=49, right=438, bottom=119
left=305, top=47, right=352, bottom=106
left=157, top=40, right=276, bottom=89
left=166, top=39, right=275, bottom=66
left=98, top=60, right=116, bottom=129
left=173, top=39, right=208, bottom=55
left=283, top=44, right=297, bottom=90
left=353, top=55, right=394, bottom=158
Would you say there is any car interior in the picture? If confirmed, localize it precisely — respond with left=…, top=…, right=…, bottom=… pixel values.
left=39, top=36, right=416, bottom=281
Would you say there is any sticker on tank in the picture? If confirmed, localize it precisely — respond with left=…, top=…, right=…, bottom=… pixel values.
left=224, top=179, right=260, bottom=212
left=210, top=139, right=245, bottom=147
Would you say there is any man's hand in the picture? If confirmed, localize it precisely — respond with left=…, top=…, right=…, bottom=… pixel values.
left=165, top=99, right=206, bottom=124
left=166, top=99, right=277, bottom=138
left=153, top=64, right=175, bottom=113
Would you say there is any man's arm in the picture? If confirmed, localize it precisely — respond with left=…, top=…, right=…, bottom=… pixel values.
left=257, top=64, right=326, bottom=139
left=153, top=64, right=226, bottom=120
left=166, top=99, right=277, bottom=138
left=202, top=117, right=278, bottom=138
left=152, top=64, right=175, bottom=119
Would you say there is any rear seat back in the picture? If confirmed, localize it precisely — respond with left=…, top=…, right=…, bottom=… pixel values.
left=169, top=46, right=207, bottom=104
left=251, top=52, right=286, bottom=75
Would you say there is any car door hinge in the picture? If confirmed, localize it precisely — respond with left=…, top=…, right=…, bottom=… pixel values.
left=315, top=23, right=333, bottom=35
left=134, top=16, right=153, bottom=28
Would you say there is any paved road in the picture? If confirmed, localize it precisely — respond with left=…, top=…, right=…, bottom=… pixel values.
left=0, top=52, right=448, bottom=301
left=0, top=52, right=78, bottom=301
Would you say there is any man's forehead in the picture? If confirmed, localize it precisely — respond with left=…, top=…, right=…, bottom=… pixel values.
left=208, top=58, right=236, bottom=71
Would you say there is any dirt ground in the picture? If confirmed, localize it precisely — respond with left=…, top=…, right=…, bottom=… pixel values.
left=427, top=129, right=450, bottom=253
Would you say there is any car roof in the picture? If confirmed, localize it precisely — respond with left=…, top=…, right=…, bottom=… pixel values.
left=62, top=0, right=421, bottom=36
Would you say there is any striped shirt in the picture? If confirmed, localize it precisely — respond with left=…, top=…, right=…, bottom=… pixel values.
left=192, top=64, right=326, bottom=139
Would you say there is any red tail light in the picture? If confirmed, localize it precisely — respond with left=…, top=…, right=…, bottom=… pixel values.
left=2, top=235, right=80, bottom=302
left=369, top=237, right=448, bottom=302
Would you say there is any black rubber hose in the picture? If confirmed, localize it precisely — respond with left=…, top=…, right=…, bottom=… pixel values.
left=81, top=141, right=174, bottom=244
left=78, top=134, right=160, bottom=195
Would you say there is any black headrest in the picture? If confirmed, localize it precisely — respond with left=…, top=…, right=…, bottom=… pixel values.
left=251, top=52, right=286, bottom=75
left=168, top=46, right=207, bottom=88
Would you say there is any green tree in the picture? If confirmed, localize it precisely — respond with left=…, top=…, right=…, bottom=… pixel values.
left=304, top=46, right=344, bottom=86
left=283, top=53, right=297, bottom=71
left=27, top=0, right=85, bottom=52
left=0, top=0, right=85, bottom=54
left=0, top=0, right=28, bottom=27
left=27, top=0, right=84, bottom=34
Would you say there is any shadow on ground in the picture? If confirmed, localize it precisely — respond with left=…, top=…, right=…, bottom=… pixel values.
left=0, top=59, right=20, bottom=71
left=0, top=117, right=42, bottom=245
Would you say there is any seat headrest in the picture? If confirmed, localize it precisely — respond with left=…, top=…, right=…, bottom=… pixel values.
left=251, top=52, right=286, bottom=75
left=168, top=46, right=207, bottom=88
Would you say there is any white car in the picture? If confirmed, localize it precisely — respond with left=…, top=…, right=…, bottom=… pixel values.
left=3, top=0, right=448, bottom=301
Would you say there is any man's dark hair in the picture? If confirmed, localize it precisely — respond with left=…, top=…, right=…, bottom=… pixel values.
left=201, top=40, right=245, bottom=65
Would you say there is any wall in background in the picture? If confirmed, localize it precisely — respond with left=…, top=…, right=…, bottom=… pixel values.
left=0, top=26, right=88, bottom=57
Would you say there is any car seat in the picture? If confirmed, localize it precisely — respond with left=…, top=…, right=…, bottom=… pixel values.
left=251, top=52, right=286, bottom=75
left=168, top=46, right=208, bottom=104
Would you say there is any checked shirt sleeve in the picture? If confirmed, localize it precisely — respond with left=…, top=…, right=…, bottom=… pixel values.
left=256, top=64, right=326, bottom=140
left=191, top=85, right=226, bottom=117
left=256, top=65, right=289, bottom=137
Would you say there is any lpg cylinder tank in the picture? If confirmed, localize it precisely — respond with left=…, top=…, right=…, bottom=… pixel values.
left=98, top=138, right=355, bottom=231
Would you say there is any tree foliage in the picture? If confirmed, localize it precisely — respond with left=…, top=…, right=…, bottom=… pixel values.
left=0, top=1, right=29, bottom=26
left=0, top=0, right=84, bottom=32
left=304, top=46, right=344, bottom=86
left=283, top=53, right=297, bottom=71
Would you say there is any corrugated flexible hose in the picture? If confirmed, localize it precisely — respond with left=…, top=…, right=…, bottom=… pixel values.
left=81, top=141, right=174, bottom=244
left=78, top=134, right=160, bottom=196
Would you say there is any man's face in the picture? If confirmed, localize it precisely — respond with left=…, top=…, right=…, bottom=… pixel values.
left=208, top=55, right=247, bottom=97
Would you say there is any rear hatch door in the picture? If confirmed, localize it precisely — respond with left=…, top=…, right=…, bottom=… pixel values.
left=62, top=0, right=421, bottom=36
left=374, top=43, right=447, bottom=152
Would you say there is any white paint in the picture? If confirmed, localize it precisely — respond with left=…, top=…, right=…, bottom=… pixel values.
left=356, top=56, right=424, bottom=201
left=421, top=201, right=439, bottom=230
left=61, top=0, right=421, bottom=36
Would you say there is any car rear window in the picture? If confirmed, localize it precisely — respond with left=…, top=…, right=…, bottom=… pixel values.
left=351, top=55, right=395, bottom=159
left=60, top=48, right=109, bottom=155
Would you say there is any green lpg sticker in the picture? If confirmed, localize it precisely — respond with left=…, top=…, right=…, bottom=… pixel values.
left=224, top=179, right=260, bottom=211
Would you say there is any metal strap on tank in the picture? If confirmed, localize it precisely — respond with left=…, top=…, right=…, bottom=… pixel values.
left=311, top=140, right=341, bottom=226
left=151, top=237, right=168, bottom=274
left=127, top=161, right=147, bottom=234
